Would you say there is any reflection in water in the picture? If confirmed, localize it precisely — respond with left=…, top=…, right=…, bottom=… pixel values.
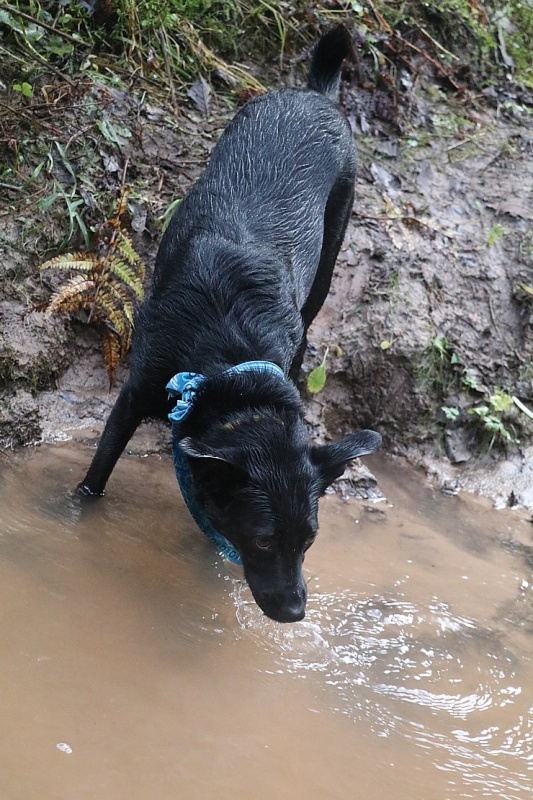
left=0, top=445, right=532, bottom=800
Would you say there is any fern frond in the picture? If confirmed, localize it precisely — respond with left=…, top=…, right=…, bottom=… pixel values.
left=95, top=285, right=132, bottom=344
left=118, top=323, right=132, bottom=356
left=48, top=295, right=91, bottom=315
left=40, top=253, right=98, bottom=272
left=102, top=330, right=121, bottom=387
left=37, top=189, right=145, bottom=387
left=114, top=188, right=130, bottom=229
left=105, top=280, right=136, bottom=326
left=46, top=276, right=97, bottom=316
left=115, top=231, right=146, bottom=285
left=106, top=258, right=144, bottom=299
left=123, top=302, right=135, bottom=328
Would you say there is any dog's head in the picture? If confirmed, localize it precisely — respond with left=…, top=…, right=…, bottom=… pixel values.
left=179, top=411, right=381, bottom=622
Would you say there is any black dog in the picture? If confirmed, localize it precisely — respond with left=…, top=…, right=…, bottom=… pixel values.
left=77, top=26, right=381, bottom=622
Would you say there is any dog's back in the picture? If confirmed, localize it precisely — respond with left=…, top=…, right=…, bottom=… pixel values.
left=132, top=26, right=356, bottom=392
left=159, top=36, right=353, bottom=288
left=156, top=87, right=354, bottom=301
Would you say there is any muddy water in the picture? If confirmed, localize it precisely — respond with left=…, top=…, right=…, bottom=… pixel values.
left=0, top=445, right=532, bottom=800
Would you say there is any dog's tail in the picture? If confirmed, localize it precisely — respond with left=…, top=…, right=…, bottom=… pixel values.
left=307, top=25, right=353, bottom=100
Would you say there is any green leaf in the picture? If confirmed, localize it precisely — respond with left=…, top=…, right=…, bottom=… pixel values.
left=487, top=223, right=504, bottom=246
left=441, top=406, right=460, bottom=421
left=489, top=389, right=513, bottom=413
left=380, top=340, right=391, bottom=350
left=432, top=334, right=448, bottom=357
left=96, top=118, right=132, bottom=148
left=37, top=191, right=59, bottom=211
left=468, top=405, right=490, bottom=417
left=13, top=82, right=33, bottom=97
left=40, top=258, right=95, bottom=272
left=44, top=37, right=73, bottom=57
left=31, top=161, right=45, bottom=181
left=461, top=368, right=479, bottom=390
left=55, top=141, right=77, bottom=192
left=307, top=362, right=326, bottom=395
left=159, top=198, right=182, bottom=231
left=108, top=259, right=144, bottom=299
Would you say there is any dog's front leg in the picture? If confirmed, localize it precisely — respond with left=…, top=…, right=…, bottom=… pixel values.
left=76, top=382, right=144, bottom=496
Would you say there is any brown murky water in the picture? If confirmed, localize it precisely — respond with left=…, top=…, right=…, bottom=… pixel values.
left=0, top=445, right=532, bottom=800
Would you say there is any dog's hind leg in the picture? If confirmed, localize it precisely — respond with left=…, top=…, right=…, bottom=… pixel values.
left=289, top=174, right=354, bottom=380
left=76, top=382, right=145, bottom=496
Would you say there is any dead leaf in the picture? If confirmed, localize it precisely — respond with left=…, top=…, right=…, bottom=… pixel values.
left=187, top=77, right=212, bottom=118
left=371, top=163, right=401, bottom=191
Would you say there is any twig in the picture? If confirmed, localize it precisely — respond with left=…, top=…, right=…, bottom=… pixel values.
left=351, top=208, right=453, bottom=237
left=1, top=186, right=52, bottom=218
left=0, top=100, right=60, bottom=134
left=158, top=28, right=179, bottom=117
left=366, top=0, right=393, bottom=34
left=391, top=34, right=464, bottom=91
left=17, top=31, right=77, bottom=87
left=445, top=137, right=490, bottom=157
left=416, top=25, right=460, bottom=61
left=121, top=157, right=130, bottom=190
left=0, top=181, right=24, bottom=192
left=0, top=3, right=90, bottom=47
left=65, top=123, right=95, bottom=151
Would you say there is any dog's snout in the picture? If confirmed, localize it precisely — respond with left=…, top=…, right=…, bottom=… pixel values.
left=278, top=601, right=306, bottom=623
left=255, top=584, right=307, bottom=623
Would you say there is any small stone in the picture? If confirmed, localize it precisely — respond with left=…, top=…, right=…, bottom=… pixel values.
left=445, top=429, right=472, bottom=464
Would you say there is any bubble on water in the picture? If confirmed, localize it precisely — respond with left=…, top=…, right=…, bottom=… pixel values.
left=56, top=742, right=73, bottom=754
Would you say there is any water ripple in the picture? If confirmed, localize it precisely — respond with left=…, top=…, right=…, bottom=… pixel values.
left=228, top=580, right=532, bottom=798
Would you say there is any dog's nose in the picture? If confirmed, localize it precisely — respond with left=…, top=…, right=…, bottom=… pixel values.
left=280, top=603, right=306, bottom=623
left=275, top=591, right=307, bottom=623
left=259, top=594, right=307, bottom=623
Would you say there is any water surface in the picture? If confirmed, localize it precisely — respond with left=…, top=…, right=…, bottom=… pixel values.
left=0, top=446, right=531, bottom=799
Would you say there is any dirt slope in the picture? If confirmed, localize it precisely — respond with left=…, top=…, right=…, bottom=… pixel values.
left=1, top=57, right=532, bottom=507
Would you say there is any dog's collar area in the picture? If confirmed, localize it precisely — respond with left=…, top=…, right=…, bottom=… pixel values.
left=171, top=440, right=243, bottom=565
left=167, top=360, right=285, bottom=564
left=166, top=360, right=286, bottom=423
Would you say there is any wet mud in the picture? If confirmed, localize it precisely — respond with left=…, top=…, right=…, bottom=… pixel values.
left=1, top=61, right=532, bottom=507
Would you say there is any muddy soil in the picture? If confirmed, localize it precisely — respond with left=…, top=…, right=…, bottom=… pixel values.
left=1, top=59, right=533, bottom=507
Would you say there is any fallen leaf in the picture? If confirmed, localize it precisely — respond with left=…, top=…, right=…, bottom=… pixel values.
left=187, top=77, right=212, bottom=117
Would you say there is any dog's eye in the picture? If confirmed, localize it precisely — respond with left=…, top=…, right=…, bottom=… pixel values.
left=304, top=535, right=316, bottom=551
left=254, top=537, right=273, bottom=551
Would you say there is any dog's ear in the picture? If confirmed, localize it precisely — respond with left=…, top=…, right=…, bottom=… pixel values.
left=179, top=437, right=248, bottom=509
left=179, top=436, right=238, bottom=464
left=311, top=430, right=381, bottom=492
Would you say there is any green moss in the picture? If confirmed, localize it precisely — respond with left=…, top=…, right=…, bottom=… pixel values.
left=365, top=1, right=531, bottom=88
left=0, top=349, right=18, bottom=387
left=495, top=1, right=533, bottom=87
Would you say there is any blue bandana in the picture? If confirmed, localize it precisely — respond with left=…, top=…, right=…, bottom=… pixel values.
left=166, top=361, right=285, bottom=423
left=166, top=361, right=286, bottom=564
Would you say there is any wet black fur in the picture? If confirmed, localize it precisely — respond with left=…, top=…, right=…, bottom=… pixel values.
left=77, top=26, right=381, bottom=622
